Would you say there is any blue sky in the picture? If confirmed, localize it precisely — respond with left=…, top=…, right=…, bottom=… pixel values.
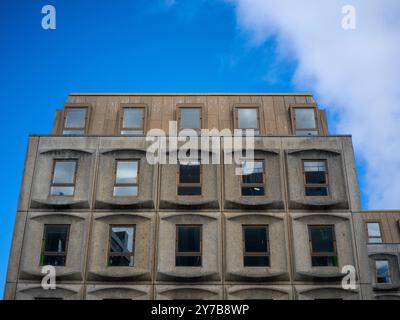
left=0, top=0, right=382, bottom=297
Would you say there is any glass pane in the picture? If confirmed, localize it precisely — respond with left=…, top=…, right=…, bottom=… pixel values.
left=179, top=162, right=200, bottom=183
left=367, top=223, right=381, bottom=237
left=369, top=237, right=383, bottom=244
left=53, top=161, right=76, bottom=184
left=296, top=130, right=318, bottom=136
left=113, top=186, right=138, bottom=197
left=177, top=226, right=201, bottom=252
left=177, top=186, right=201, bottom=196
left=121, top=130, right=144, bottom=136
left=180, top=108, right=201, bottom=129
left=50, top=186, right=75, bottom=196
left=376, top=260, right=391, bottom=283
left=62, top=129, right=85, bottom=135
left=244, top=256, right=270, bottom=267
left=295, top=108, right=316, bottom=129
left=241, top=186, right=265, bottom=196
left=310, top=226, right=335, bottom=253
left=244, top=226, right=268, bottom=253
left=123, top=108, right=143, bottom=129
left=305, top=187, right=328, bottom=196
left=176, top=256, right=201, bottom=267
left=305, top=171, right=326, bottom=184
left=242, top=161, right=263, bottom=184
left=65, top=108, right=87, bottom=129
left=116, top=161, right=138, bottom=184
left=311, top=256, right=338, bottom=267
left=42, top=255, right=66, bottom=266
left=108, top=255, right=134, bottom=267
left=110, top=227, right=134, bottom=253
left=304, top=161, right=326, bottom=172
left=238, top=108, right=258, bottom=129
left=44, top=226, right=69, bottom=253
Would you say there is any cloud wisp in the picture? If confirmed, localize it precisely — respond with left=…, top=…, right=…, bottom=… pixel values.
left=228, top=0, right=400, bottom=209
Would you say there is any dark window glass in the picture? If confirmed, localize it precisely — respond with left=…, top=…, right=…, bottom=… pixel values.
left=176, top=225, right=201, bottom=267
left=243, top=226, right=269, bottom=267
left=108, top=226, right=135, bottom=267
left=63, top=108, right=87, bottom=135
left=241, top=186, right=265, bottom=196
left=309, top=225, right=338, bottom=267
left=178, top=161, right=201, bottom=196
left=121, top=108, right=144, bottom=135
left=367, top=222, right=383, bottom=243
left=180, top=108, right=201, bottom=129
left=50, top=160, right=77, bottom=196
left=113, top=160, right=139, bottom=197
left=241, top=160, right=265, bottom=196
left=376, top=260, right=391, bottom=283
left=41, top=225, right=69, bottom=267
left=303, top=161, right=328, bottom=196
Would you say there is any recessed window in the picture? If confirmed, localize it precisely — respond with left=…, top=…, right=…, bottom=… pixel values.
left=113, top=160, right=139, bottom=196
left=40, top=225, right=70, bottom=266
left=50, top=160, right=77, bottom=196
left=241, top=160, right=265, bottom=196
left=375, top=260, right=391, bottom=284
left=176, top=225, right=202, bottom=267
left=243, top=225, right=270, bottom=267
left=178, top=107, right=201, bottom=132
left=177, top=160, right=201, bottom=196
left=235, top=107, right=260, bottom=135
left=308, top=225, right=338, bottom=267
left=108, top=226, right=135, bottom=267
left=367, top=222, right=383, bottom=244
left=303, top=160, right=329, bottom=196
left=120, top=107, right=145, bottom=135
left=62, top=107, right=88, bottom=135
left=292, top=107, right=318, bottom=136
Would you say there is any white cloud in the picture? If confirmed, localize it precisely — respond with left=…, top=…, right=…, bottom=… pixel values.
left=227, top=0, right=400, bottom=209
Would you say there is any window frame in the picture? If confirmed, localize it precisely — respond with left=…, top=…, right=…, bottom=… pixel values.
left=366, top=221, right=384, bottom=244
left=308, top=225, right=338, bottom=267
left=233, top=105, right=262, bottom=134
left=290, top=105, right=319, bottom=136
left=302, top=159, right=329, bottom=197
left=375, top=259, right=392, bottom=284
left=118, top=104, right=147, bottom=136
left=49, top=159, right=78, bottom=197
left=240, top=159, right=266, bottom=196
left=242, top=225, right=270, bottom=267
left=176, top=105, right=203, bottom=132
left=61, top=105, right=90, bottom=135
left=107, top=224, right=136, bottom=267
left=40, top=224, right=70, bottom=267
left=175, top=224, right=202, bottom=267
left=176, top=160, right=202, bottom=196
left=113, top=159, right=140, bottom=197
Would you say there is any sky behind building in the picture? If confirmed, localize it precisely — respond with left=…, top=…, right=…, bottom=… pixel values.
left=1, top=0, right=399, bottom=297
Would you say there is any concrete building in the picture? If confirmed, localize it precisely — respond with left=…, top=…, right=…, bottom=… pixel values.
left=4, top=92, right=396, bottom=300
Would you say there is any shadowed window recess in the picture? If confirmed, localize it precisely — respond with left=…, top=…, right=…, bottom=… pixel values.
left=121, top=107, right=145, bottom=135
left=178, top=107, right=202, bottom=134
left=243, top=225, right=270, bottom=267
left=367, top=222, right=383, bottom=243
left=40, top=225, right=70, bottom=266
left=235, top=107, right=260, bottom=135
left=176, top=225, right=202, bottom=267
left=62, top=107, right=88, bottom=135
left=177, top=160, right=201, bottom=195
left=241, top=160, right=265, bottom=196
left=303, top=160, right=329, bottom=196
left=113, top=160, right=139, bottom=196
left=50, top=160, right=77, bottom=196
left=375, top=260, right=391, bottom=283
left=108, top=226, right=135, bottom=267
left=292, top=107, right=319, bottom=136
left=308, top=225, right=338, bottom=267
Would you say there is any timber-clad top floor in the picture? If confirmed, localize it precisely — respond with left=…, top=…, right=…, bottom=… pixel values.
left=52, top=93, right=329, bottom=136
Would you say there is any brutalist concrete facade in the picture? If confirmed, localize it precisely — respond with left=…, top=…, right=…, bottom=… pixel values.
left=4, top=93, right=379, bottom=299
